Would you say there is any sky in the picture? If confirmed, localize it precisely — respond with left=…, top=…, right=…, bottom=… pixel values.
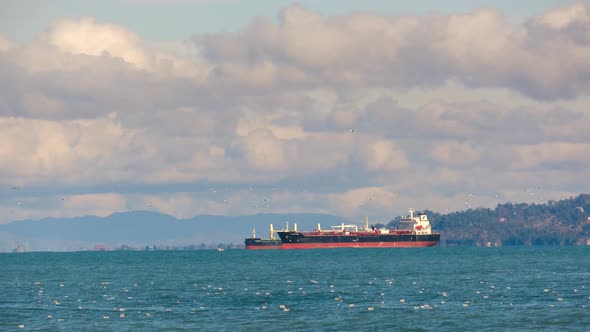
left=0, top=0, right=589, bottom=225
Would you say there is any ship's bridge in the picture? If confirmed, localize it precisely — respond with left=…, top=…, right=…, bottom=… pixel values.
left=400, top=209, right=432, bottom=235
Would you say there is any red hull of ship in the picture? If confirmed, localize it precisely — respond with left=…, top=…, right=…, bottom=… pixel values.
left=280, top=241, right=438, bottom=249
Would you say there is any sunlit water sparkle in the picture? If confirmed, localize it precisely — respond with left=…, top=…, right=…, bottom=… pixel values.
left=1, top=247, right=589, bottom=331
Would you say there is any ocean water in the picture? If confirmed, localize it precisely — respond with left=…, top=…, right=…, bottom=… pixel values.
left=1, top=247, right=589, bottom=331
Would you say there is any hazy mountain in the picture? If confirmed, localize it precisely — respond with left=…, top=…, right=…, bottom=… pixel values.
left=4, top=193, right=590, bottom=252
left=0, top=212, right=350, bottom=252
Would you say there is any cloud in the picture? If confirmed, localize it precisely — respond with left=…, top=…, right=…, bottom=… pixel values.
left=1, top=4, right=590, bottom=226
left=360, top=138, right=409, bottom=171
left=43, top=17, right=152, bottom=69
left=329, top=186, right=401, bottom=220
left=533, top=2, right=590, bottom=29
left=512, top=142, right=590, bottom=170
left=195, top=3, right=590, bottom=100
left=237, top=128, right=287, bottom=171
left=0, top=17, right=212, bottom=81
left=430, top=141, right=481, bottom=167
left=0, top=36, right=14, bottom=52
left=0, top=116, right=141, bottom=183
left=63, top=193, right=128, bottom=217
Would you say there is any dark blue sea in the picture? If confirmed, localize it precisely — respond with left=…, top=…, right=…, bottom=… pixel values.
left=1, top=247, right=589, bottom=331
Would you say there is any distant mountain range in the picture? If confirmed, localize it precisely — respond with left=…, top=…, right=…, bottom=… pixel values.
left=0, top=212, right=349, bottom=252
left=3, top=194, right=590, bottom=252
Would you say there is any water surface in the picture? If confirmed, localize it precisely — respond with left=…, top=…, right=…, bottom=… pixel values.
left=1, top=247, right=589, bottom=331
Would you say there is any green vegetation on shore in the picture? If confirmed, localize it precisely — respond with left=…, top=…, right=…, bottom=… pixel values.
left=388, top=194, right=590, bottom=246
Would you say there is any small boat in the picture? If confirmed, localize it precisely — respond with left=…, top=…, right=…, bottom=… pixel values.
left=244, top=224, right=282, bottom=250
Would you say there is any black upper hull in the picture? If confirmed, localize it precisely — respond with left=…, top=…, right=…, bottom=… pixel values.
left=244, top=238, right=282, bottom=248
left=277, top=231, right=440, bottom=244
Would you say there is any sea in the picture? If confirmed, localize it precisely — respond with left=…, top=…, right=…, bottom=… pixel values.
left=1, top=247, right=589, bottom=331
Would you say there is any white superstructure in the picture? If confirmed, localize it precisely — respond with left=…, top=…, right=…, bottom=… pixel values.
left=400, top=208, right=433, bottom=235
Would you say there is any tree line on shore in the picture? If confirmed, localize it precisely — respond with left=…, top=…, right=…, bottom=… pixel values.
left=388, top=194, right=590, bottom=246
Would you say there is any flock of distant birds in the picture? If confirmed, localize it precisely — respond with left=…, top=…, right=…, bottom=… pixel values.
left=5, top=182, right=551, bottom=222
left=3, top=127, right=552, bottom=220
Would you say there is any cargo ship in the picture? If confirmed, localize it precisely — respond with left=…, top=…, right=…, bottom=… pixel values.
left=276, top=209, right=439, bottom=249
left=244, top=224, right=282, bottom=250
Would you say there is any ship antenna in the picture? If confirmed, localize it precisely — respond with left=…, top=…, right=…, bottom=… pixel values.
left=252, top=228, right=256, bottom=238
